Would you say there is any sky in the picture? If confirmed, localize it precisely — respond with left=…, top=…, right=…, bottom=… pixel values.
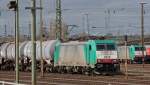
left=0, top=0, right=150, bottom=37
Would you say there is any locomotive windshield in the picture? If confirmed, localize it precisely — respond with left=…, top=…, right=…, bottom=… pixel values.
left=96, top=45, right=105, bottom=51
left=96, top=44, right=115, bottom=51
left=135, top=47, right=145, bottom=51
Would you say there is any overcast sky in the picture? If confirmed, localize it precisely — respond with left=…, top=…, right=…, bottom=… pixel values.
left=0, top=0, right=150, bottom=37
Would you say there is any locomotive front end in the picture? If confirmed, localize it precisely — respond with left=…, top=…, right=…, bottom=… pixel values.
left=94, top=40, right=120, bottom=73
left=96, top=44, right=118, bottom=64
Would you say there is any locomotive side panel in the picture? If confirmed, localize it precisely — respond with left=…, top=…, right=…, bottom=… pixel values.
left=55, top=41, right=87, bottom=66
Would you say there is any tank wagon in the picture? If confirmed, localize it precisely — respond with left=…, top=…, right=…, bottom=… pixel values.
left=54, top=40, right=120, bottom=74
left=0, top=42, right=15, bottom=70
left=22, top=40, right=57, bottom=71
left=118, top=45, right=146, bottom=64
left=0, top=40, right=57, bottom=71
left=0, top=39, right=120, bottom=74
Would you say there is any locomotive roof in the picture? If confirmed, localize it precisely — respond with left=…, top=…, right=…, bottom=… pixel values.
left=92, top=40, right=116, bottom=44
left=60, top=41, right=86, bottom=46
left=130, top=45, right=143, bottom=47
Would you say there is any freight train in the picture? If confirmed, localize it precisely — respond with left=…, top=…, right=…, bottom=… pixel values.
left=0, top=40, right=120, bottom=74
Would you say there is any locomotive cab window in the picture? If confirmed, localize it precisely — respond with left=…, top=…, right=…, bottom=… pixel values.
left=135, top=47, right=145, bottom=51
left=96, top=44, right=115, bottom=51
left=96, top=44, right=105, bottom=51
left=107, top=44, right=115, bottom=50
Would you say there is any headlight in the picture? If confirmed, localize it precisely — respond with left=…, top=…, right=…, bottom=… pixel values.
left=113, top=59, right=117, bottom=63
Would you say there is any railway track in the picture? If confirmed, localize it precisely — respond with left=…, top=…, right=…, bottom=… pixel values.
left=121, top=64, right=150, bottom=72
left=0, top=71, right=150, bottom=85
left=120, top=64, right=150, bottom=78
left=120, top=64, right=150, bottom=67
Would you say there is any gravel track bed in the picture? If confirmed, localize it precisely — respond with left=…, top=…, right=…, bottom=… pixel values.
left=0, top=71, right=150, bottom=85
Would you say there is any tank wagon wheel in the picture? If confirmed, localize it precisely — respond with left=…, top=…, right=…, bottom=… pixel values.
left=44, top=64, right=53, bottom=72
left=41, top=61, right=49, bottom=72
left=46, top=66, right=53, bottom=72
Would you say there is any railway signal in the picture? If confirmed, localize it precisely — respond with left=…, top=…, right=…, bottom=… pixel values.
left=8, top=0, right=20, bottom=84
left=8, top=1, right=17, bottom=11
